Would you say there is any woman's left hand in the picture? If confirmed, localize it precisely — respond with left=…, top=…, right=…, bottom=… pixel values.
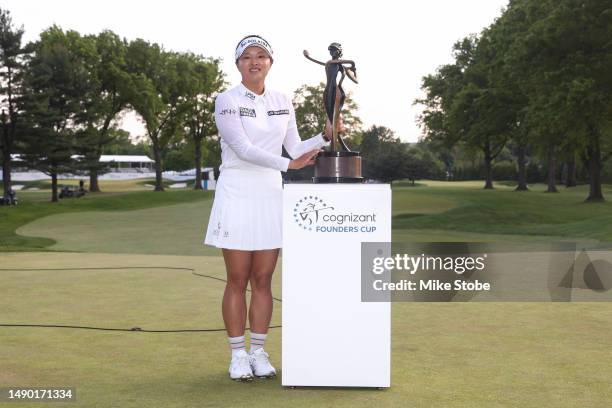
left=288, top=149, right=321, bottom=170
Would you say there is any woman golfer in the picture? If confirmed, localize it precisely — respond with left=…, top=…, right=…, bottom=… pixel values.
left=204, top=35, right=331, bottom=381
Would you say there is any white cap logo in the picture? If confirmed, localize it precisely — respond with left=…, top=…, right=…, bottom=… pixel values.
left=235, top=35, right=273, bottom=61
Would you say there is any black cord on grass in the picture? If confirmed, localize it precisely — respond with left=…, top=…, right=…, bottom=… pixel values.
left=0, top=266, right=282, bottom=333
left=0, top=323, right=282, bottom=333
left=191, top=272, right=282, bottom=303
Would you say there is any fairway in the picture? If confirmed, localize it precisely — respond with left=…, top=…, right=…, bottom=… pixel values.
left=2, top=252, right=612, bottom=407
left=2, top=180, right=612, bottom=407
left=16, top=200, right=219, bottom=256
left=12, top=181, right=612, bottom=255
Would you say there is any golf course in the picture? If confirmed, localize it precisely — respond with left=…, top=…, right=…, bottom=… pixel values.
left=1, top=179, right=612, bottom=407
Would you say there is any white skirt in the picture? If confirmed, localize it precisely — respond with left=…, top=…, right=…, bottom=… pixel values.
left=204, top=167, right=283, bottom=250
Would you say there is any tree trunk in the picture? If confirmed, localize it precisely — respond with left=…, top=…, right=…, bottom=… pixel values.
left=89, top=144, right=102, bottom=192
left=586, top=157, right=604, bottom=201
left=515, top=144, right=528, bottom=191
left=91, top=117, right=114, bottom=193
left=152, top=141, right=164, bottom=192
left=565, top=157, right=577, bottom=188
left=585, top=135, right=604, bottom=202
left=546, top=144, right=558, bottom=193
left=89, top=167, right=100, bottom=192
left=483, top=142, right=494, bottom=189
left=2, top=144, right=11, bottom=197
left=51, top=169, right=58, bottom=203
left=194, top=136, right=203, bottom=190
left=2, top=72, right=15, bottom=197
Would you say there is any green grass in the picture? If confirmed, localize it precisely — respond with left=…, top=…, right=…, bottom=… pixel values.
left=0, top=179, right=212, bottom=251
left=133, top=178, right=195, bottom=189
left=4, top=179, right=612, bottom=254
left=391, top=181, right=612, bottom=242
left=1, top=252, right=611, bottom=408
left=15, top=200, right=219, bottom=256
left=2, top=179, right=612, bottom=407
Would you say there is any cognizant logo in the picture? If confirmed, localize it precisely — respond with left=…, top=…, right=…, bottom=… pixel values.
left=293, top=196, right=377, bottom=233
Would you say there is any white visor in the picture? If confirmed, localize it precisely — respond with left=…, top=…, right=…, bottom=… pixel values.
left=235, top=36, right=273, bottom=61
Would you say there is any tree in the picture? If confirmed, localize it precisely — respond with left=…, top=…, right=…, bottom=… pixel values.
left=0, top=8, right=25, bottom=197
left=163, top=140, right=194, bottom=172
left=83, top=30, right=134, bottom=192
left=360, top=125, right=397, bottom=154
left=447, top=35, right=515, bottom=190
left=125, top=39, right=179, bottom=192
left=557, top=0, right=612, bottom=200
left=507, top=0, right=612, bottom=200
left=416, top=35, right=515, bottom=190
left=360, top=125, right=415, bottom=183
left=103, top=128, right=150, bottom=156
left=418, top=0, right=612, bottom=199
left=19, top=26, right=98, bottom=202
left=403, top=144, right=443, bottom=185
left=177, top=53, right=223, bottom=189
left=484, top=5, right=533, bottom=191
left=416, top=63, right=465, bottom=181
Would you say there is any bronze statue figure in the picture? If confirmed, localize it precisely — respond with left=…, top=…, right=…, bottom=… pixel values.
left=303, top=43, right=357, bottom=152
left=303, top=43, right=363, bottom=183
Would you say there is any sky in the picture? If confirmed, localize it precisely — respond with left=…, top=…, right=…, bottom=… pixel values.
left=2, top=0, right=509, bottom=142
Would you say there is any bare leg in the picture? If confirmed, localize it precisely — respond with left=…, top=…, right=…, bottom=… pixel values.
left=222, top=249, right=252, bottom=337
left=248, top=249, right=280, bottom=334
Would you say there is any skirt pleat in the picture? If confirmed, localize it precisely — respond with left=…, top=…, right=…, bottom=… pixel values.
left=204, top=168, right=283, bottom=250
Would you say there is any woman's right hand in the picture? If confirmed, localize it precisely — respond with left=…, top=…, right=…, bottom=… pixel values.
left=288, top=149, right=320, bottom=170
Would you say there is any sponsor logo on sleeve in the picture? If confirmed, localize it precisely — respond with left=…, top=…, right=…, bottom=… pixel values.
left=239, top=107, right=257, bottom=117
left=267, top=109, right=290, bottom=116
left=219, top=108, right=236, bottom=116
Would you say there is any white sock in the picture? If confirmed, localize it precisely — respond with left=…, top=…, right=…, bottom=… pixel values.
left=229, top=335, right=245, bottom=357
left=250, top=332, right=267, bottom=353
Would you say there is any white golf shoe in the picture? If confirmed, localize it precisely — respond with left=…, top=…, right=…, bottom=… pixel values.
left=249, top=348, right=276, bottom=378
left=229, top=350, right=254, bottom=381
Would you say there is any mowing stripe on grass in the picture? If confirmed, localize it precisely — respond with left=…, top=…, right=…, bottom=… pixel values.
left=0, top=266, right=281, bottom=333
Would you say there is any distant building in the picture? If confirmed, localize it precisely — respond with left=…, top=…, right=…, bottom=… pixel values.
left=7, top=154, right=154, bottom=174
left=4, top=155, right=215, bottom=188
left=100, top=155, right=154, bottom=173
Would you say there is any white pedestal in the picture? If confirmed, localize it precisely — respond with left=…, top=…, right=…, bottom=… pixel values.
left=282, top=184, right=391, bottom=387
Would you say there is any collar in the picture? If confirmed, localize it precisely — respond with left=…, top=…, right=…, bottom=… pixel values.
left=239, top=83, right=267, bottom=102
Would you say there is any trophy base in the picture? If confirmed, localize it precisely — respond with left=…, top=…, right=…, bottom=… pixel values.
left=313, top=151, right=364, bottom=184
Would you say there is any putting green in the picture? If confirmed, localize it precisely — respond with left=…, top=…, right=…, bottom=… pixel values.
left=16, top=182, right=597, bottom=256
left=1, top=252, right=611, bottom=407
left=16, top=201, right=219, bottom=256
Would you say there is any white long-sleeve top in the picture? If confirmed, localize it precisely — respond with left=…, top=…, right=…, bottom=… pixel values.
left=214, top=83, right=328, bottom=172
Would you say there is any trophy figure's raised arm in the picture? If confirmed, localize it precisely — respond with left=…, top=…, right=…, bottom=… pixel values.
left=303, top=43, right=364, bottom=183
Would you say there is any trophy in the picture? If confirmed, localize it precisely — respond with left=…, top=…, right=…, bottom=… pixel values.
left=304, top=43, right=364, bottom=183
